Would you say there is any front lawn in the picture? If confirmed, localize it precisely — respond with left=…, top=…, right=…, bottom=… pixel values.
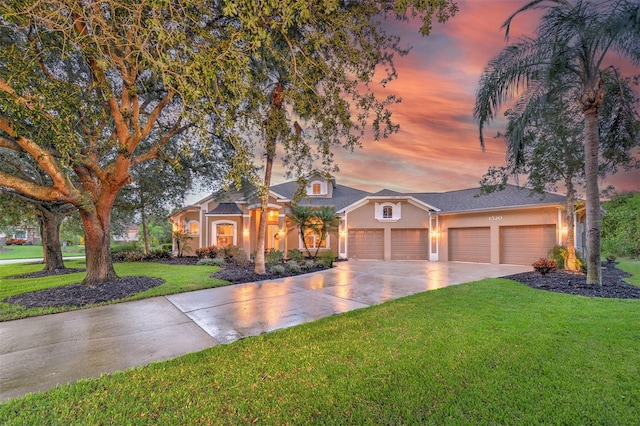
left=0, top=244, right=85, bottom=260
left=0, top=260, right=227, bottom=321
left=1, top=272, right=638, bottom=424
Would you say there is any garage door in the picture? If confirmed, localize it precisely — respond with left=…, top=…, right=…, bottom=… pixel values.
left=348, top=229, right=384, bottom=260
left=500, top=225, right=556, bottom=265
left=391, top=229, right=428, bottom=260
left=449, top=227, right=491, bottom=263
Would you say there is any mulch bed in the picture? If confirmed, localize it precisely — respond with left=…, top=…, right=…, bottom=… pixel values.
left=210, top=262, right=330, bottom=284
left=4, top=276, right=164, bottom=309
left=3, top=260, right=638, bottom=311
left=504, top=262, right=640, bottom=299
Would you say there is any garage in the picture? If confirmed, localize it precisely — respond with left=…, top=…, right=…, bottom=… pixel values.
left=500, top=225, right=556, bottom=265
left=391, top=229, right=429, bottom=260
left=348, top=229, right=384, bottom=259
left=448, top=227, right=491, bottom=263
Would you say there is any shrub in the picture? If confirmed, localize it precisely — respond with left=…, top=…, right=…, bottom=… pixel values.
left=112, top=250, right=146, bottom=262
left=270, top=264, right=286, bottom=275
left=197, top=258, right=225, bottom=266
left=196, top=245, right=218, bottom=259
left=548, top=245, right=567, bottom=269
left=532, top=258, right=557, bottom=275
left=5, top=238, right=26, bottom=246
left=111, top=242, right=139, bottom=253
left=287, top=261, right=301, bottom=273
left=301, top=260, right=315, bottom=270
left=147, top=248, right=171, bottom=259
left=605, top=253, right=617, bottom=263
left=265, top=248, right=284, bottom=264
left=161, top=243, right=173, bottom=251
left=318, top=249, right=336, bottom=267
left=314, top=260, right=328, bottom=269
left=287, top=248, right=304, bottom=262
left=219, top=245, right=249, bottom=266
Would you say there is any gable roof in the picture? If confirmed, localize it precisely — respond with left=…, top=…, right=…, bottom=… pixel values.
left=270, top=181, right=371, bottom=211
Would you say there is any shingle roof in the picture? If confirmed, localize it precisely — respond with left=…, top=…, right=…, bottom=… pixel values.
left=409, top=184, right=566, bottom=213
left=206, top=203, right=243, bottom=215
left=270, top=182, right=371, bottom=211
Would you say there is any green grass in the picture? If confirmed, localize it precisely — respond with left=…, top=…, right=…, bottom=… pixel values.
left=0, top=244, right=85, bottom=260
left=0, top=260, right=226, bottom=321
left=618, top=258, right=640, bottom=286
left=1, top=265, right=639, bottom=424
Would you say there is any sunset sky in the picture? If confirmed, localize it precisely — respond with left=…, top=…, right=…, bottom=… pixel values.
left=192, top=0, right=639, bottom=203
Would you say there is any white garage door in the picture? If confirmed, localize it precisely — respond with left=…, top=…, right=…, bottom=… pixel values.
left=391, top=229, right=428, bottom=260
left=500, top=225, right=556, bottom=265
left=448, top=227, right=491, bottom=263
left=348, top=229, right=384, bottom=260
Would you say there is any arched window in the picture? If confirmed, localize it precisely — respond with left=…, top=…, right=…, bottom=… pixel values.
left=383, top=205, right=393, bottom=219
left=189, top=221, right=199, bottom=235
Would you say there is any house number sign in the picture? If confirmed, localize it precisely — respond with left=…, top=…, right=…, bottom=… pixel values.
left=489, top=216, right=503, bottom=221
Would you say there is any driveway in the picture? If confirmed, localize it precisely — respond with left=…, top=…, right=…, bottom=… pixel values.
left=0, top=260, right=530, bottom=401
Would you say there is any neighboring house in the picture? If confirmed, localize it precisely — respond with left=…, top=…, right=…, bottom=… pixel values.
left=112, top=225, right=140, bottom=243
left=170, top=172, right=582, bottom=265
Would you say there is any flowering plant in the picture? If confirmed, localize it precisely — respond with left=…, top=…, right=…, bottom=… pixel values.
left=532, top=258, right=557, bottom=275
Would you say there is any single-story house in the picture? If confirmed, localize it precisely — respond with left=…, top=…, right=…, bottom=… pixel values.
left=170, top=172, right=583, bottom=265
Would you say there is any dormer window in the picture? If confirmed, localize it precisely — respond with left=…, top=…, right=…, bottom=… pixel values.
left=382, top=206, right=393, bottom=219
left=307, top=180, right=327, bottom=196
left=375, top=202, right=401, bottom=222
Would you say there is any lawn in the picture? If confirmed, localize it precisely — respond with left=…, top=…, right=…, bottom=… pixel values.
left=1, top=261, right=638, bottom=424
left=0, top=259, right=227, bottom=321
left=0, top=244, right=85, bottom=260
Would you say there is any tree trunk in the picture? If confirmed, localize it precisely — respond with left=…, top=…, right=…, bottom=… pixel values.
left=38, top=208, right=66, bottom=271
left=254, top=156, right=273, bottom=275
left=583, top=107, right=602, bottom=285
left=254, top=83, right=284, bottom=275
left=140, top=193, right=150, bottom=254
left=79, top=202, right=118, bottom=285
left=564, top=180, right=578, bottom=271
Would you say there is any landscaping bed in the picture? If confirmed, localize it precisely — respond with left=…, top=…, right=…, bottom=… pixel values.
left=3, top=259, right=638, bottom=312
left=505, top=261, right=640, bottom=299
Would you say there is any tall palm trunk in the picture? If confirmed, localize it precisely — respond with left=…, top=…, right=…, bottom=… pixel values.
left=564, top=179, right=577, bottom=271
left=583, top=105, right=602, bottom=285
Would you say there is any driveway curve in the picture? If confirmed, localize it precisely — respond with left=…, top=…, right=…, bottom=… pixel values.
left=0, top=260, right=530, bottom=401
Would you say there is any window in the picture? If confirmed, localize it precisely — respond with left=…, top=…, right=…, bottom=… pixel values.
left=383, top=206, right=393, bottom=219
left=189, top=221, right=199, bottom=235
left=307, top=180, right=327, bottom=196
left=216, top=223, right=234, bottom=248
left=303, top=229, right=327, bottom=249
left=375, top=202, right=401, bottom=221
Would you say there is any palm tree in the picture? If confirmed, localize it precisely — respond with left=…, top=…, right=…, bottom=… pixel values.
left=288, top=205, right=317, bottom=258
left=311, top=206, right=341, bottom=258
left=474, top=0, right=640, bottom=284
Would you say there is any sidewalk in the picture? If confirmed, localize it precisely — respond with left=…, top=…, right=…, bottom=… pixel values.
left=0, top=261, right=531, bottom=401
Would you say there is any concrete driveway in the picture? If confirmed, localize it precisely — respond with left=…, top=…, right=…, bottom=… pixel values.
left=0, top=260, right=530, bottom=401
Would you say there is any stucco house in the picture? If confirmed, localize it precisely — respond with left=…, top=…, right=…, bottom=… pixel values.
left=170, top=173, right=582, bottom=265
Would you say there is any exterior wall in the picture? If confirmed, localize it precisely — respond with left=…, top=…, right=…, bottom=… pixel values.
left=438, top=206, right=563, bottom=264
left=345, top=200, right=430, bottom=260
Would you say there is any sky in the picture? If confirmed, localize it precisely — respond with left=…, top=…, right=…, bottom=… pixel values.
left=190, top=0, right=639, bottom=203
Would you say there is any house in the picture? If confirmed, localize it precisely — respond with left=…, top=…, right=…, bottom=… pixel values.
left=170, top=173, right=581, bottom=265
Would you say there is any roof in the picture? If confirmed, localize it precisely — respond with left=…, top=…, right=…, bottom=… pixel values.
left=270, top=182, right=371, bottom=211
left=206, top=203, right=243, bottom=215
left=184, top=179, right=566, bottom=216
left=410, top=184, right=566, bottom=213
